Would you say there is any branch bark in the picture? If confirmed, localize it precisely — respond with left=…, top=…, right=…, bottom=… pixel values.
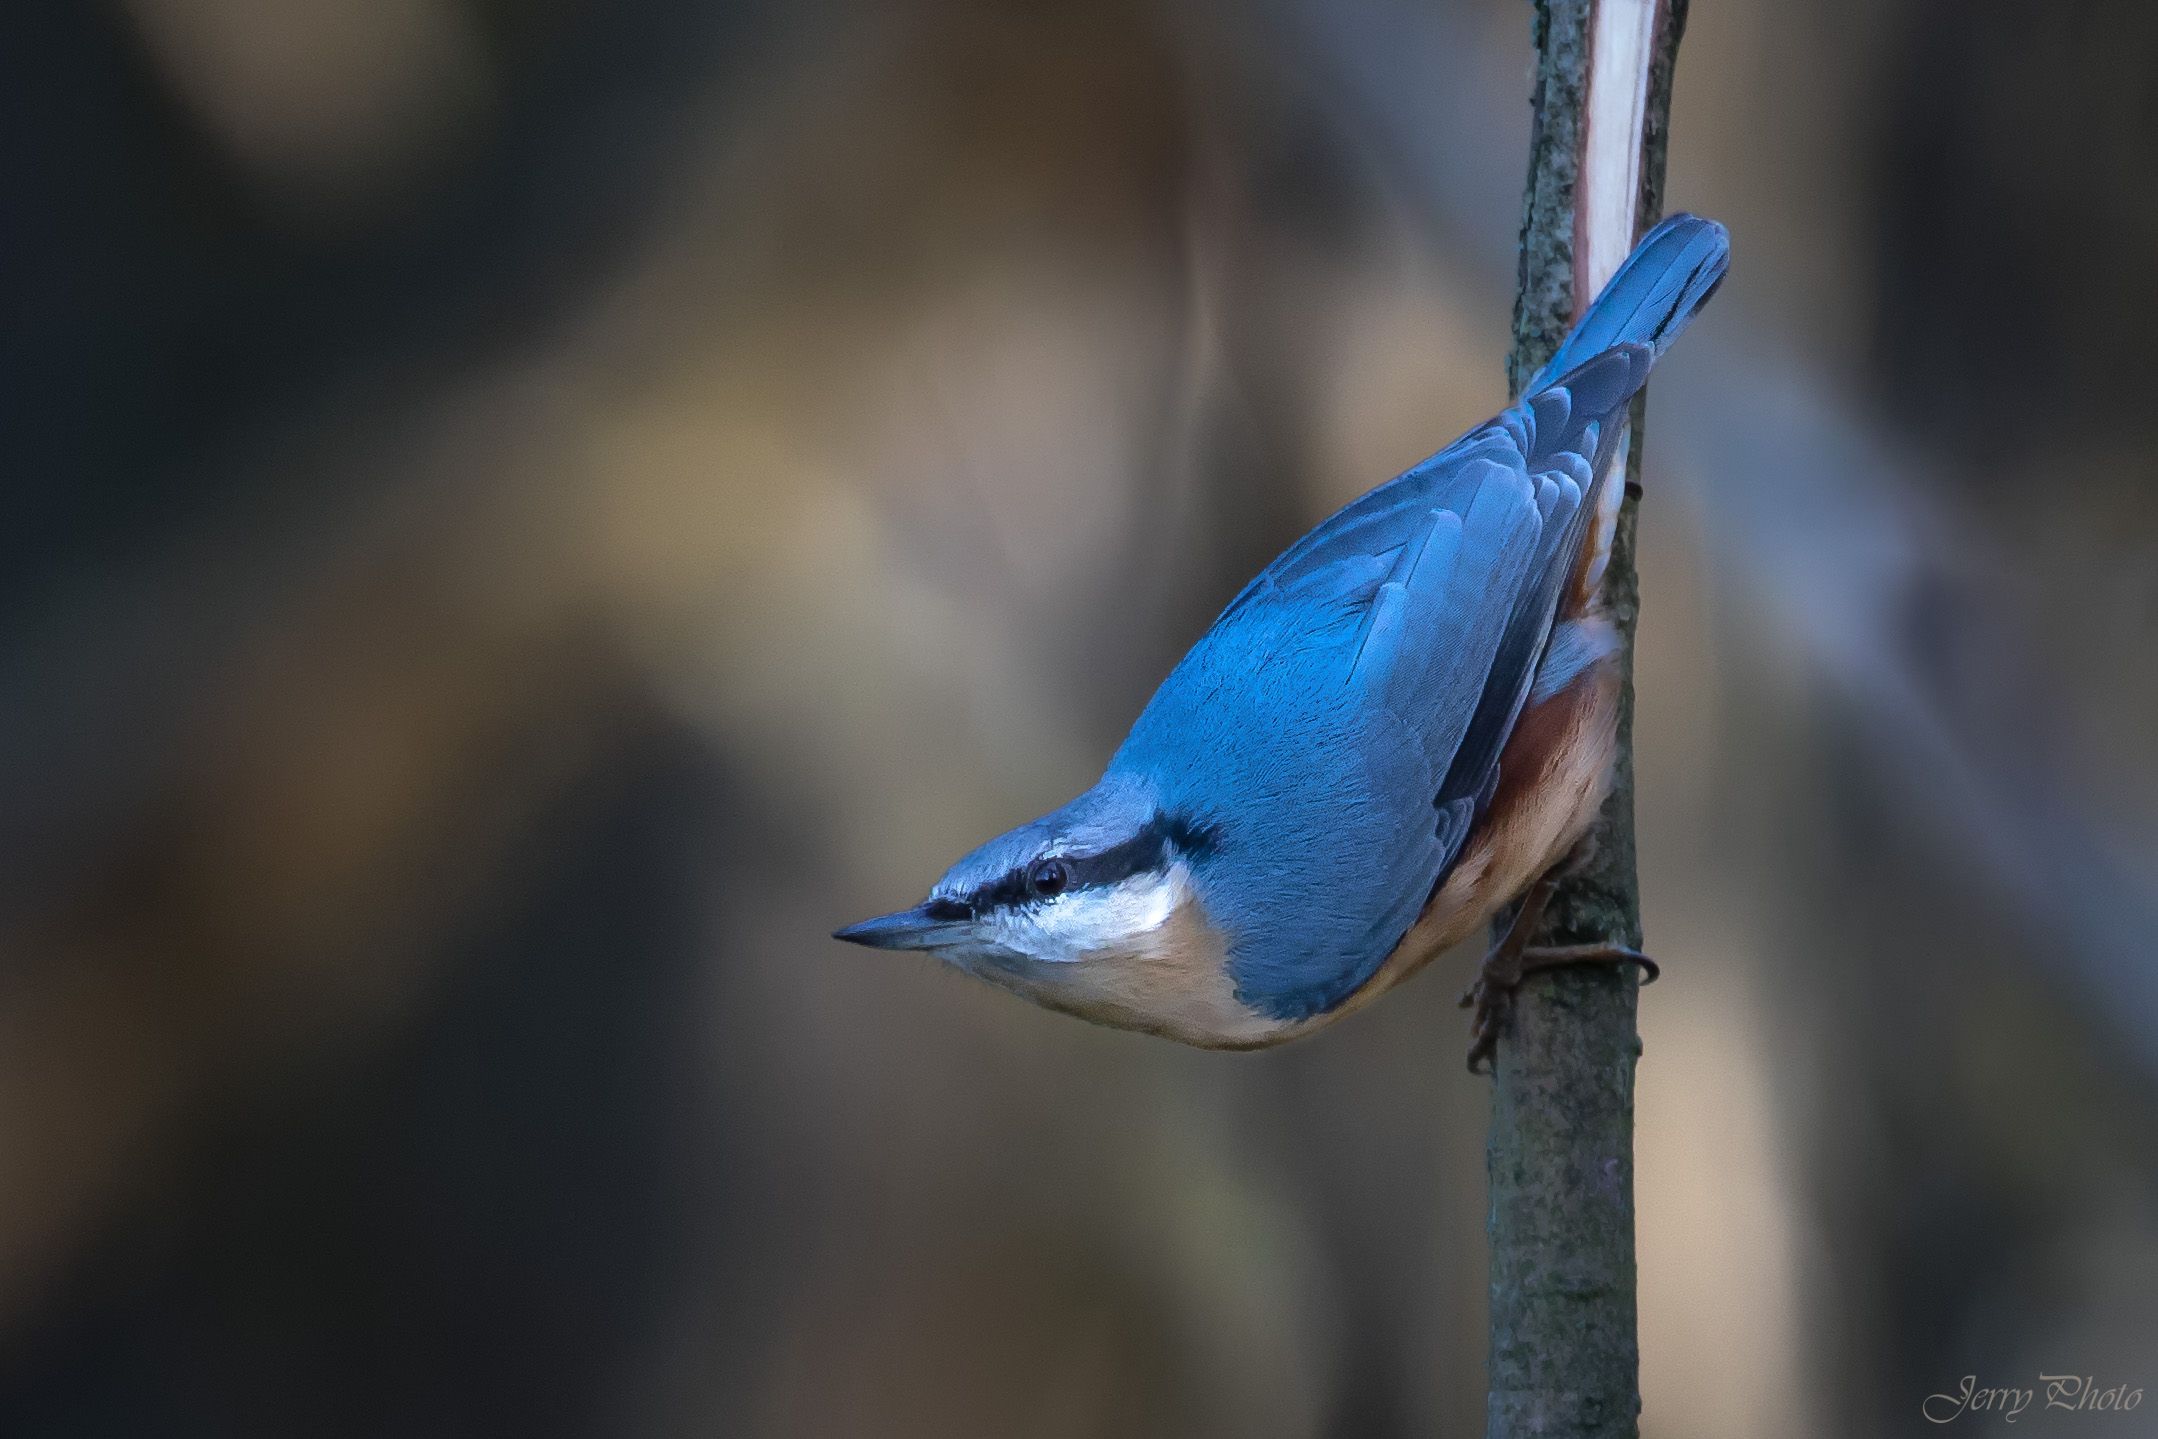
left=1485, top=1, right=1688, bottom=1436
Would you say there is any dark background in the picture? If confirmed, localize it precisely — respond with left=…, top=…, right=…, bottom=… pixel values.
left=2, top=0, right=2155, bottom=1434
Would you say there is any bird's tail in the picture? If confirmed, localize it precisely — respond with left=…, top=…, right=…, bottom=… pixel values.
left=1526, top=213, right=1729, bottom=396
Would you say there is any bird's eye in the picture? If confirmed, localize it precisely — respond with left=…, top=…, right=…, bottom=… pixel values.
left=1027, top=857, right=1070, bottom=898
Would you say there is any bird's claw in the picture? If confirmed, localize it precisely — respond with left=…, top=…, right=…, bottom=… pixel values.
left=1459, top=942, right=1658, bottom=1075
left=1458, top=971, right=1513, bottom=1076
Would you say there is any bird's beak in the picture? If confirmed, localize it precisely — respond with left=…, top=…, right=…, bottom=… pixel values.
left=832, top=904, right=962, bottom=951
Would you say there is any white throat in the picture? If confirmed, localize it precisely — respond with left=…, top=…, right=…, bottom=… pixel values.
left=996, top=865, right=1189, bottom=965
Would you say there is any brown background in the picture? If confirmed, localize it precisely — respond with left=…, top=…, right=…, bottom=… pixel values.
left=1, top=0, right=2154, bottom=1434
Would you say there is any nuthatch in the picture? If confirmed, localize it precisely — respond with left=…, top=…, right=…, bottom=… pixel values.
left=838, top=215, right=1728, bottom=1061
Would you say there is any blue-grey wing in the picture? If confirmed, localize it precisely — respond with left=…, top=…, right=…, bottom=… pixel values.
left=1117, top=345, right=1647, bottom=1020
left=1215, top=341, right=1645, bottom=813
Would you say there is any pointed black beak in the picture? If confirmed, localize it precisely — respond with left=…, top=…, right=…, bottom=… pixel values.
left=832, top=903, right=961, bottom=951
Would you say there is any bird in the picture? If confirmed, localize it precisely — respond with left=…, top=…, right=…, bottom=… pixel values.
left=836, top=214, right=1728, bottom=1064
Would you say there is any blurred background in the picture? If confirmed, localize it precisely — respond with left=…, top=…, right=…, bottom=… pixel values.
left=3, top=0, right=2156, bottom=1434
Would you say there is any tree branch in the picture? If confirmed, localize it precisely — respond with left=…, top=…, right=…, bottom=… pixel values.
left=1484, top=1, right=1688, bottom=1436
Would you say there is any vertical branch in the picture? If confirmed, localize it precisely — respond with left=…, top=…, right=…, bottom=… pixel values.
left=1485, top=2, right=1688, bottom=1438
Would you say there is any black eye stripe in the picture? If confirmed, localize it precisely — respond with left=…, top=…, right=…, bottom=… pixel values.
left=965, top=810, right=1219, bottom=914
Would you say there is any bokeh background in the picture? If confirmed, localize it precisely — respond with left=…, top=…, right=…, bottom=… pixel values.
left=4, top=0, right=2156, bottom=1435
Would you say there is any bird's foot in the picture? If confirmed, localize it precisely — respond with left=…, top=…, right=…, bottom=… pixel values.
left=1458, top=869, right=1657, bottom=1075
left=1458, top=876, right=1549, bottom=1075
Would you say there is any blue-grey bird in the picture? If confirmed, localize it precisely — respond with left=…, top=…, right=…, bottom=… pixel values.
left=837, top=215, right=1728, bottom=1060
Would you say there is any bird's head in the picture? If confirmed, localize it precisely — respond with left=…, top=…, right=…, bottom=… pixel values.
left=834, top=778, right=1283, bottom=1047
